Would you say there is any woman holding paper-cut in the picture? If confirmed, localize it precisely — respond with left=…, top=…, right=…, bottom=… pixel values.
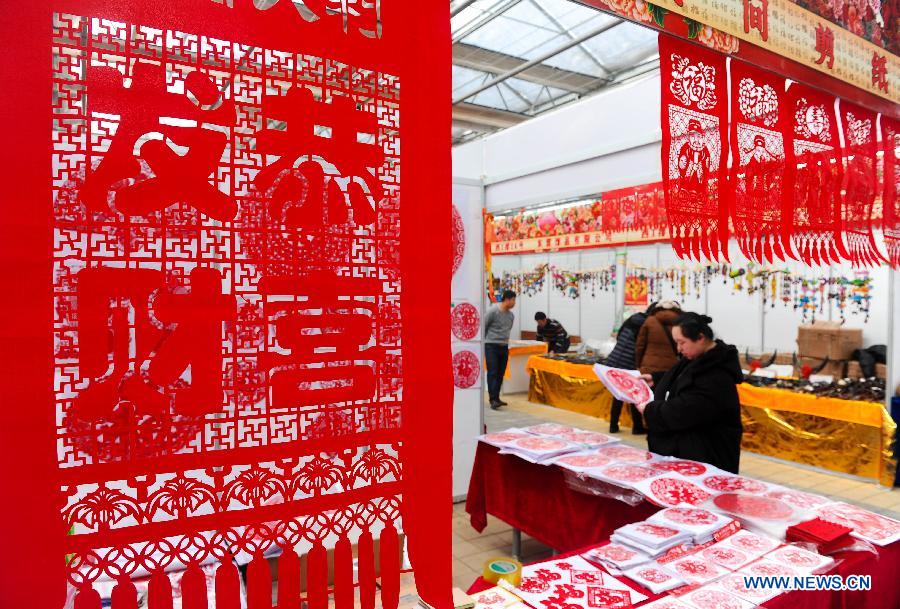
left=634, top=313, right=744, bottom=474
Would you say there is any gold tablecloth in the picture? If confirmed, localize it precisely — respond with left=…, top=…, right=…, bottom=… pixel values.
left=525, top=355, right=897, bottom=485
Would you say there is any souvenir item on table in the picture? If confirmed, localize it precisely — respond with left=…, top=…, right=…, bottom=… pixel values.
left=717, top=571, right=784, bottom=604
left=609, top=534, right=678, bottom=560
left=615, top=522, right=693, bottom=551
left=583, top=543, right=653, bottom=571
left=515, top=556, right=647, bottom=609
left=882, top=116, right=900, bottom=268
left=647, top=507, right=735, bottom=543
left=632, top=474, right=713, bottom=507
left=595, top=445, right=655, bottom=463
left=741, top=558, right=799, bottom=578
left=453, top=350, right=482, bottom=388
left=499, top=436, right=579, bottom=463
left=591, top=464, right=665, bottom=489
left=651, top=458, right=721, bottom=478
left=472, top=586, right=523, bottom=609
left=816, top=501, right=900, bottom=546
left=524, top=423, right=576, bottom=437
left=785, top=517, right=854, bottom=554
left=557, top=430, right=619, bottom=447
left=479, top=429, right=532, bottom=449
left=550, top=451, right=616, bottom=474
left=839, top=101, right=887, bottom=266
left=660, top=34, right=730, bottom=261
left=712, top=492, right=795, bottom=521
left=666, top=555, right=731, bottom=584
left=451, top=302, right=480, bottom=341
left=701, top=474, right=768, bottom=494
left=682, top=583, right=761, bottom=609
left=593, top=364, right=653, bottom=405
left=623, top=563, right=686, bottom=594
left=728, top=60, right=788, bottom=263
left=699, top=540, right=756, bottom=570
left=719, top=530, right=781, bottom=557
left=781, top=82, right=846, bottom=265
left=765, top=544, right=835, bottom=574
left=639, top=597, right=690, bottom=609
left=763, top=487, right=829, bottom=510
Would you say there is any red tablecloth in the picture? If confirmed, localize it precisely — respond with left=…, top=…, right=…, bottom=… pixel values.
left=465, top=443, right=659, bottom=552
left=467, top=539, right=900, bottom=609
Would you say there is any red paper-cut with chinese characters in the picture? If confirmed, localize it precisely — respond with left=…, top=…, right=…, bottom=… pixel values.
left=0, top=1, right=452, bottom=608
left=839, top=101, right=888, bottom=266
left=660, top=34, right=730, bottom=262
left=882, top=116, right=900, bottom=268
left=729, top=61, right=788, bottom=263
left=781, top=82, right=847, bottom=265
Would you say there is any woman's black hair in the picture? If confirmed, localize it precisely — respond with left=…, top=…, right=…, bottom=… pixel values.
left=675, top=312, right=715, bottom=341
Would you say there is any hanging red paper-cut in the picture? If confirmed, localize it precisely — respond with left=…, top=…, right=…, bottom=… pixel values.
left=1, top=1, right=453, bottom=608
left=839, top=101, right=888, bottom=266
left=781, top=83, right=847, bottom=265
left=882, top=117, right=900, bottom=268
left=729, top=61, right=788, bottom=263
left=659, top=34, right=730, bottom=262
left=452, top=203, right=466, bottom=276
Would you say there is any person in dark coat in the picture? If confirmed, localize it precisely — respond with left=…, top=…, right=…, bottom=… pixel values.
left=634, top=313, right=744, bottom=474
left=604, top=306, right=653, bottom=434
left=635, top=300, right=681, bottom=375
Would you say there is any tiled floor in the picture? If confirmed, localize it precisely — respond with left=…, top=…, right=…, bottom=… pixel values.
left=450, top=391, right=900, bottom=591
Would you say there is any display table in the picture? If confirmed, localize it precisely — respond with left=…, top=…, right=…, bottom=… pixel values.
left=525, top=355, right=897, bottom=485
left=501, top=341, right=548, bottom=395
left=466, top=540, right=900, bottom=609
left=465, top=443, right=659, bottom=553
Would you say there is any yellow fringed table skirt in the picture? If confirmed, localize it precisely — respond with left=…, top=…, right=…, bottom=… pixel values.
left=525, top=355, right=897, bottom=485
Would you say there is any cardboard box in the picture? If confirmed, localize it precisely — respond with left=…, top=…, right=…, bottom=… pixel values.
left=796, top=322, right=863, bottom=361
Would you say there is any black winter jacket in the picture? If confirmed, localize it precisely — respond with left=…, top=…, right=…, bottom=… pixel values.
left=642, top=340, right=744, bottom=473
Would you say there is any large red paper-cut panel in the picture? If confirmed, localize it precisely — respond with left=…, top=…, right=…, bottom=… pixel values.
left=729, top=61, right=788, bottom=263
left=660, top=34, right=730, bottom=262
left=781, top=83, right=847, bottom=265
left=882, top=116, right=900, bottom=268
left=1, top=1, right=452, bottom=608
left=839, top=101, right=887, bottom=266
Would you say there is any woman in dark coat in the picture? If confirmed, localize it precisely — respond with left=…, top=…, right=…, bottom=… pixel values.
left=635, top=313, right=744, bottom=473
left=604, top=306, right=652, bottom=434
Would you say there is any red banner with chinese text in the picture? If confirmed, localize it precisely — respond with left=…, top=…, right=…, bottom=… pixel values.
left=660, top=34, right=730, bottom=262
left=0, top=2, right=452, bottom=608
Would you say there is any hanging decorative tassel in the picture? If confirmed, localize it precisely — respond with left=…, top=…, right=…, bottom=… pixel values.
left=180, top=562, right=208, bottom=609
left=248, top=551, right=273, bottom=609
left=358, top=529, right=377, bottom=609
left=839, top=101, right=888, bottom=267
left=149, top=570, right=174, bottom=609
left=111, top=576, right=138, bottom=609
left=659, top=34, right=730, bottom=262
left=74, top=586, right=102, bottom=609
left=307, top=541, right=329, bottom=609
left=882, top=116, right=900, bottom=268
left=215, top=555, right=242, bottom=609
left=781, top=84, right=846, bottom=266
left=334, top=536, right=355, bottom=609
left=728, top=60, right=789, bottom=263
left=277, top=545, right=301, bottom=609
left=379, top=524, right=401, bottom=609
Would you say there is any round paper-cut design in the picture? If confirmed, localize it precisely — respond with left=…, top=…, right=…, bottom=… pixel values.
left=527, top=423, right=574, bottom=436
left=602, top=464, right=660, bottom=483
left=635, top=523, right=680, bottom=538
left=765, top=489, right=828, bottom=509
left=637, top=568, right=673, bottom=584
left=649, top=478, right=711, bottom=506
left=482, top=431, right=526, bottom=444
left=714, top=493, right=793, bottom=520
left=746, top=561, right=796, bottom=577
left=662, top=507, right=720, bottom=526
left=559, top=431, right=614, bottom=445
left=452, top=350, right=480, bottom=388
left=652, top=460, right=707, bottom=476
left=721, top=574, right=770, bottom=599
left=702, top=546, right=748, bottom=568
left=513, top=437, right=568, bottom=452
left=556, top=453, right=613, bottom=469
left=451, top=204, right=465, bottom=276
left=599, top=445, right=654, bottom=462
left=775, top=547, right=825, bottom=569
left=672, top=558, right=718, bottom=579
left=728, top=532, right=778, bottom=553
left=594, top=544, right=637, bottom=562
left=606, top=368, right=653, bottom=404
left=817, top=502, right=900, bottom=542
left=703, top=474, right=767, bottom=493
left=689, top=589, right=746, bottom=609
left=451, top=302, right=479, bottom=341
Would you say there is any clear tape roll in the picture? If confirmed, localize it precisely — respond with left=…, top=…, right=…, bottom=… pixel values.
left=482, top=557, right=522, bottom=587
